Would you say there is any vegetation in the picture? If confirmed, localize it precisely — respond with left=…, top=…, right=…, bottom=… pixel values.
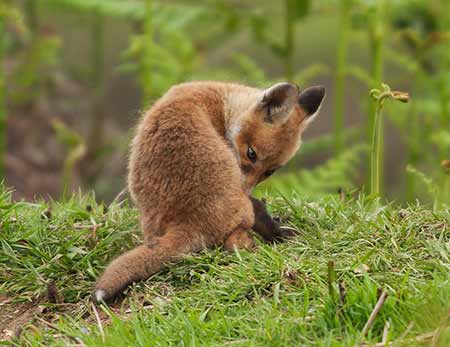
left=0, top=186, right=449, bottom=345
left=369, top=83, right=409, bottom=197
left=0, top=0, right=448, bottom=202
left=0, top=0, right=449, bottom=345
left=333, top=0, right=351, bottom=156
left=0, top=11, right=6, bottom=177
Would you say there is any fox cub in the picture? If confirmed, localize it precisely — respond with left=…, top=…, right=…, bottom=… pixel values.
left=94, top=81, right=325, bottom=302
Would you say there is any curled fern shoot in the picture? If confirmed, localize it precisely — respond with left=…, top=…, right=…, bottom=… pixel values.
left=369, top=83, right=409, bottom=197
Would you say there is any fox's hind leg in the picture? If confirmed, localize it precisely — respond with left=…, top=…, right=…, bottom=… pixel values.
left=220, top=193, right=256, bottom=251
left=224, top=228, right=256, bottom=251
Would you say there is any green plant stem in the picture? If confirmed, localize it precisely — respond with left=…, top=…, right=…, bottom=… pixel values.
left=367, top=1, right=386, bottom=194
left=86, top=8, right=105, bottom=180
left=406, top=133, right=420, bottom=202
left=439, top=68, right=449, bottom=161
left=61, top=144, right=86, bottom=197
left=368, top=3, right=385, bottom=136
left=369, top=86, right=409, bottom=197
left=25, top=0, right=38, bottom=38
left=440, top=174, right=450, bottom=207
left=333, top=0, right=351, bottom=155
left=371, top=102, right=384, bottom=196
left=439, top=6, right=450, bottom=137
left=446, top=174, right=450, bottom=205
left=284, top=0, right=295, bottom=81
left=141, top=0, right=153, bottom=106
left=327, top=261, right=337, bottom=302
left=0, top=17, right=6, bottom=178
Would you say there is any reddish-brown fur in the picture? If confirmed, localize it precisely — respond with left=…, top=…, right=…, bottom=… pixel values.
left=93, top=81, right=324, bottom=302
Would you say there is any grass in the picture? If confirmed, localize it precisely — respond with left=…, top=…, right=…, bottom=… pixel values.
left=0, top=184, right=449, bottom=346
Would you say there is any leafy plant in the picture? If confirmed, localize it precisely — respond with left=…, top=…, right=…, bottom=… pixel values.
left=333, top=0, right=352, bottom=155
left=0, top=1, right=26, bottom=178
left=406, top=162, right=450, bottom=209
left=82, top=7, right=106, bottom=186
left=384, top=0, right=450, bottom=201
left=24, top=0, right=38, bottom=37
left=282, top=0, right=311, bottom=81
left=139, top=0, right=153, bottom=106
left=42, top=0, right=144, bottom=20
left=247, top=0, right=311, bottom=81
left=369, top=83, right=409, bottom=197
left=255, top=144, right=367, bottom=198
left=121, top=2, right=204, bottom=105
left=51, top=119, right=87, bottom=195
left=9, top=33, right=61, bottom=106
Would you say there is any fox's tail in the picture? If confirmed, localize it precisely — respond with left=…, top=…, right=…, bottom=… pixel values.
left=93, top=230, right=195, bottom=303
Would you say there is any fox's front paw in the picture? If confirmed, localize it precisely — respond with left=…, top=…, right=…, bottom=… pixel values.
left=251, top=197, right=298, bottom=242
left=277, top=225, right=299, bottom=240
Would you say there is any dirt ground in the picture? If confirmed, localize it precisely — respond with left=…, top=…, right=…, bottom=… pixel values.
left=0, top=291, right=151, bottom=343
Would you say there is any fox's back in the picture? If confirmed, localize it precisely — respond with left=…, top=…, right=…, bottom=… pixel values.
left=128, top=82, right=243, bottom=232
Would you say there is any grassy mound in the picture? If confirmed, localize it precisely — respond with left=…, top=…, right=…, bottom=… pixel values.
left=0, top=187, right=449, bottom=346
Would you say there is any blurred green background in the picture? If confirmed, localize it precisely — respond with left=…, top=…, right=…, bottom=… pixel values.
left=0, top=0, right=449, bottom=205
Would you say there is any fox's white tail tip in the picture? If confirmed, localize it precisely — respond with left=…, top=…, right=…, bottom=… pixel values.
left=93, top=289, right=106, bottom=303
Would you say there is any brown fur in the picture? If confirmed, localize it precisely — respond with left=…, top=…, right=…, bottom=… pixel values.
left=93, top=81, right=324, bottom=302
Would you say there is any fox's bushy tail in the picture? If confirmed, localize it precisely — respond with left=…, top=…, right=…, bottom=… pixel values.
left=93, top=230, right=195, bottom=303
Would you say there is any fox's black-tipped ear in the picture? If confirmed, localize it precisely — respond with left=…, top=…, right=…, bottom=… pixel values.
left=298, top=85, right=325, bottom=117
left=261, top=82, right=299, bottom=124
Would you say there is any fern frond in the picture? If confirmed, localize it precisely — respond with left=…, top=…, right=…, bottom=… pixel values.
left=256, top=145, right=367, bottom=198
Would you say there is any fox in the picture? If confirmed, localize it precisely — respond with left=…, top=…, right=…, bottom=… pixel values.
left=93, top=81, right=325, bottom=303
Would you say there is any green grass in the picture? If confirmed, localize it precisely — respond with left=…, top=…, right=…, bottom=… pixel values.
left=0, top=185, right=449, bottom=346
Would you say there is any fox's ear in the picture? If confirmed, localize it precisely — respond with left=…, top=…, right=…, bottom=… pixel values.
left=298, top=85, right=326, bottom=119
left=261, top=82, right=299, bottom=124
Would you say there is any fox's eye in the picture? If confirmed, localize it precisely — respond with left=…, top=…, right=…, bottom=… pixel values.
left=265, top=169, right=275, bottom=177
left=247, top=146, right=257, bottom=163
